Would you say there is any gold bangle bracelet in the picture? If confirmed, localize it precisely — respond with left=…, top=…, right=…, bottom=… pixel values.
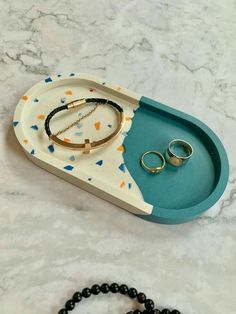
left=44, top=98, right=125, bottom=154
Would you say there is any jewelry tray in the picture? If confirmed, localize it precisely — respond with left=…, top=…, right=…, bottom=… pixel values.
left=13, top=73, right=229, bottom=224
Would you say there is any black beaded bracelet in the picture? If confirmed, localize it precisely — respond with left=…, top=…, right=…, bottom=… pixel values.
left=58, top=282, right=181, bottom=314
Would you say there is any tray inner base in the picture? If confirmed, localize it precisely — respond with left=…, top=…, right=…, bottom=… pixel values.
left=123, top=105, right=217, bottom=210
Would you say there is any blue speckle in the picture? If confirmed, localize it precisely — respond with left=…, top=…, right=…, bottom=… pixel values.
left=128, top=183, right=132, bottom=189
left=75, top=132, right=83, bottom=136
left=45, top=77, right=52, bottom=83
left=77, top=123, right=83, bottom=128
left=122, top=132, right=128, bottom=137
left=34, top=98, right=39, bottom=102
left=48, top=144, right=54, bottom=153
left=96, top=160, right=103, bottom=166
left=30, top=149, right=35, bottom=155
left=64, top=165, right=74, bottom=171
left=13, top=121, right=19, bottom=127
left=88, top=177, right=92, bottom=181
left=61, top=97, right=66, bottom=103
left=69, top=155, right=75, bottom=161
left=57, top=74, right=61, bottom=77
left=70, top=73, right=75, bottom=76
left=119, top=163, right=125, bottom=173
left=107, top=124, right=112, bottom=128
left=31, top=125, right=39, bottom=131
left=102, top=82, right=106, bottom=85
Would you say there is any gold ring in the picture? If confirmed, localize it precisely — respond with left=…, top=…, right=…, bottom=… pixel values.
left=140, top=151, right=166, bottom=174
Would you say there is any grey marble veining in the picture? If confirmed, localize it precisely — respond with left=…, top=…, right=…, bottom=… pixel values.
left=0, top=1, right=236, bottom=313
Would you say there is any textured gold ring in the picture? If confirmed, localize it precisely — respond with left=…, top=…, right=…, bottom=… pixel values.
left=140, top=151, right=166, bottom=174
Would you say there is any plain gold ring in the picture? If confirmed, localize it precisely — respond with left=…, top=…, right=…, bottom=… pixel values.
left=140, top=150, right=166, bottom=174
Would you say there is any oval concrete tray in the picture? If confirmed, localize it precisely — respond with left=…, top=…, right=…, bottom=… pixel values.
left=13, top=73, right=229, bottom=224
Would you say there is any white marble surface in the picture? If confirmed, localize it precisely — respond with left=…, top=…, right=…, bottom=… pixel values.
left=0, top=1, right=235, bottom=313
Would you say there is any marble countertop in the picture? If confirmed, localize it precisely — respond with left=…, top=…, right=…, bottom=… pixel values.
left=0, top=1, right=235, bottom=313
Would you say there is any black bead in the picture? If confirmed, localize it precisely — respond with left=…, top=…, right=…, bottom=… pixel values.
left=58, top=309, right=68, bottom=314
left=72, top=291, right=82, bottom=303
left=119, top=284, right=129, bottom=294
left=134, top=310, right=142, bottom=314
left=110, top=282, right=119, bottom=293
left=100, top=283, right=110, bottom=294
left=137, top=292, right=146, bottom=304
left=65, top=299, right=75, bottom=311
left=145, top=299, right=155, bottom=310
left=161, top=310, right=171, bottom=314
left=91, top=284, right=100, bottom=295
left=142, top=310, right=148, bottom=314
left=154, top=310, right=161, bottom=314
left=171, top=311, right=180, bottom=314
left=82, top=287, right=91, bottom=298
left=128, top=287, right=138, bottom=298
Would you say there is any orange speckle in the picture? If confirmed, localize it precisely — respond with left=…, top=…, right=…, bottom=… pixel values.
left=120, top=181, right=125, bottom=188
left=125, top=116, right=132, bottom=121
left=64, top=138, right=71, bottom=143
left=116, top=87, right=122, bottom=91
left=117, top=145, right=124, bottom=152
left=21, top=95, right=28, bottom=101
left=23, top=139, right=28, bottom=144
left=94, top=121, right=101, bottom=131
left=65, top=90, right=72, bottom=95
left=37, top=114, right=45, bottom=120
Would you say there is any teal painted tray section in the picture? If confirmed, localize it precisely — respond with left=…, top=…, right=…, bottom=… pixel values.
left=123, top=96, right=229, bottom=224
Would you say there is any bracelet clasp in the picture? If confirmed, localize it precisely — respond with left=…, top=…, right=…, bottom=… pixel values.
left=67, top=98, right=86, bottom=109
